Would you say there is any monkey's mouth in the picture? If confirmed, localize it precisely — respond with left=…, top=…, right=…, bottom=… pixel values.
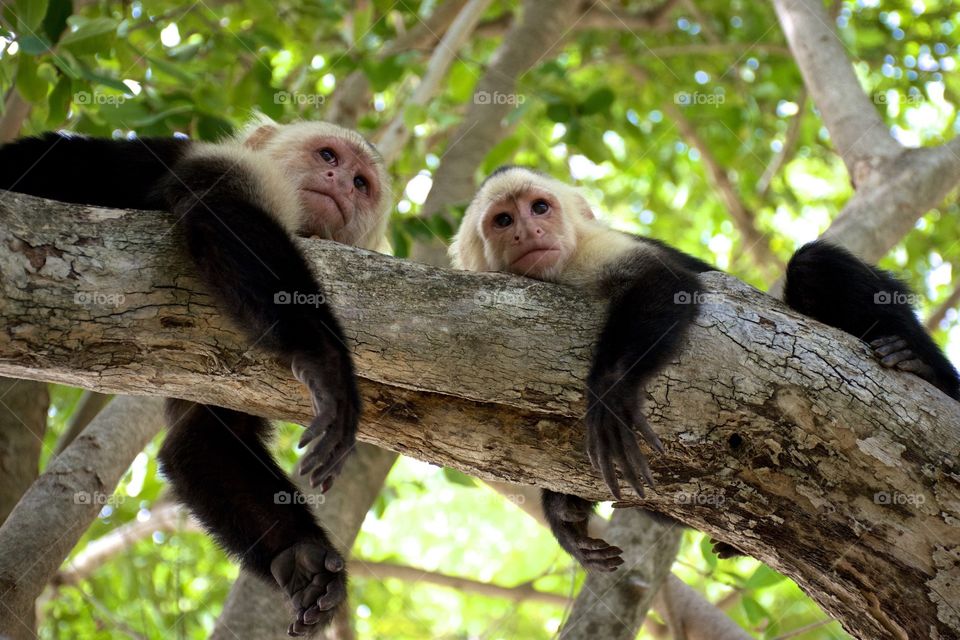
left=511, top=246, right=560, bottom=271
left=301, top=188, right=346, bottom=228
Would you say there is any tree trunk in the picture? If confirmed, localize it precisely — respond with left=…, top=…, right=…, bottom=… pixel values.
left=1, top=194, right=959, bottom=638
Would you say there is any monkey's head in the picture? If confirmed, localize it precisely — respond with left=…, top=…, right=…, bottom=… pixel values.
left=239, top=117, right=392, bottom=250
left=449, top=166, right=596, bottom=281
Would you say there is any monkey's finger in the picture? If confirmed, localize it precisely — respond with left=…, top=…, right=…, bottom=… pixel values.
left=577, top=537, right=620, bottom=552
left=298, top=399, right=337, bottom=448
left=617, top=426, right=653, bottom=495
left=298, top=430, right=344, bottom=480
left=869, top=335, right=902, bottom=348
left=594, top=425, right=622, bottom=500
left=873, top=338, right=909, bottom=357
left=634, top=414, right=664, bottom=454
left=316, top=576, right=346, bottom=611
left=881, top=350, right=917, bottom=368
left=894, top=358, right=935, bottom=378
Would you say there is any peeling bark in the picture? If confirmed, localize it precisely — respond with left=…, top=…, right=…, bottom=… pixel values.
left=0, top=194, right=959, bottom=638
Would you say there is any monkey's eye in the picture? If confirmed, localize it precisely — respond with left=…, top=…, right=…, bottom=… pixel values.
left=531, top=199, right=549, bottom=215
left=353, top=175, right=369, bottom=194
left=317, top=148, right=337, bottom=164
left=493, top=212, right=513, bottom=228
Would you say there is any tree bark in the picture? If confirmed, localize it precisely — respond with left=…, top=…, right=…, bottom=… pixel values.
left=0, top=396, right=164, bottom=636
left=561, top=510, right=683, bottom=639
left=0, top=194, right=959, bottom=638
left=0, top=377, right=48, bottom=640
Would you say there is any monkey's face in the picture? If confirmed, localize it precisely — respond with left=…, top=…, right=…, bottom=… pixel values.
left=480, top=188, right=575, bottom=279
left=278, top=135, right=384, bottom=246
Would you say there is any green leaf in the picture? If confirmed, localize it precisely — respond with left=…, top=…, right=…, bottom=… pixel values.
left=352, top=4, right=373, bottom=45
left=46, top=74, right=72, bottom=126
left=15, top=0, right=48, bottom=32
left=59, top=17, right=118, bottom=56
left=361, top=55, right=404, bottom=92
left=442, top=468, right=477, bottom=488
left=76, top=61, right=129, bottom=93
left=18, top=34, right=52, bottom=55
left=740, top=595, right=768, bottom=624
left=580, top=87, right=614, bottom=115
left=196, top=114, right=234, bottom=141
left=699, top=535, right=718, bottom=571
left=15, top=55, right=49, bottom=102
left=744, top=564, right=786, bottom=590
left=546, top=103, right=572, bottom=123
left=390, top=226, right=410, bottom=258
left=42, top=0, right=72, bottom=42
left=578, top=131, right=609, bottom=164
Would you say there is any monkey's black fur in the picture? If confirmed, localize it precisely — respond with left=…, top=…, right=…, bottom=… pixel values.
left=785, top=240, right=959, bottom=399
left=0, top=133, right=355, bottom=634
left=544, top=237, right=958, bottom=571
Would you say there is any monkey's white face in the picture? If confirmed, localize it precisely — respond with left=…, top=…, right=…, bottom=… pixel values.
left=279, top=135, right=383, bottom=245
left=479, top=187, right=576, bottom=280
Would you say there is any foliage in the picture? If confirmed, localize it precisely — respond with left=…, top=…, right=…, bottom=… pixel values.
left=3, top=0, right=957, bottom=637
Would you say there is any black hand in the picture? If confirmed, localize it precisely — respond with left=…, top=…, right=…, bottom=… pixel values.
left=543, top=492, right=623, bottom=572
left=585, top=375, right=663, bottom=500
left=870, top=335, right=938, bottom=383
left=270, top=541, right=347, bottom=636
left=293, top=347, right=360, bottom=492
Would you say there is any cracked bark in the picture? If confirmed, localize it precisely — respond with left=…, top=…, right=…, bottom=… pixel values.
left=0, top=194, right=959, bottom=638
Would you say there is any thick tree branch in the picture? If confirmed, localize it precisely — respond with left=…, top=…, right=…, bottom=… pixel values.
left=771, top=0, right=902, bottom=179
left=0, top=396, right=165, bottom=636
left=1, top=194, right=959, bottom=638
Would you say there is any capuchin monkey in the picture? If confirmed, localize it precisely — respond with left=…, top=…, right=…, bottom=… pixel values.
left=0, top=117, right=392, bottom=635
left=449, top=165, right=959, bottom=571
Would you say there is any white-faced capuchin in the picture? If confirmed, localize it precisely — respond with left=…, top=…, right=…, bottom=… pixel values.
left=449, top=165, right=959, bottom=571
left=0, top=117, right=393, bottom=635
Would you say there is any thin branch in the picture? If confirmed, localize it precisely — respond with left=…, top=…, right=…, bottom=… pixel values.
left=638, top=67, right=783, bottom=275
left=770, top=0, right=902, bottom=181
left=926, top=282, right=960, bottom=332
left=756, top=88, right=807, bottom=198
left=0, top=91, right=31, bottom=144
left=376, top=0, right=495, bottom=164
left=53, top=391, right=113, bottom=455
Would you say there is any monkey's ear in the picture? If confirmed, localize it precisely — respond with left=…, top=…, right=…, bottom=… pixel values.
left=243, top=124, right=279, bottom=150
left=449, top=221, right=487, bottom=271
left=573, top=193, right=596, bottom=220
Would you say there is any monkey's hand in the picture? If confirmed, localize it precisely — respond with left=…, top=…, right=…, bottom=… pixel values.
left=292, top=349, right=360, bottom=492
left=585, top=375, right=663, bottom=500
left=870, top=335, right=939, bottom=383
left=543, top=491, right=623, bottom=572
left=271, top=541, right=347, bottom=636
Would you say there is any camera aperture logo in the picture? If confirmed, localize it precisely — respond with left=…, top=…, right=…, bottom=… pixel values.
left=274, top=291, right=327, bottom=307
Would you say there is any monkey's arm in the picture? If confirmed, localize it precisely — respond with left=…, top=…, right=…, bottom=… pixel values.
left=161, top=155, right=360, bottom=489
left=0, top=133, right=188, bottom=210
left=785, top=241, right=959, bottom=400
left=586, top=257, right=702, bottom=498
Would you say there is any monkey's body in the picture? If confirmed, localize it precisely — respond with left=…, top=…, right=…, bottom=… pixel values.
left=452, top=165, right=959, bottom=571
left=0, top=121, right=392, bottom=635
